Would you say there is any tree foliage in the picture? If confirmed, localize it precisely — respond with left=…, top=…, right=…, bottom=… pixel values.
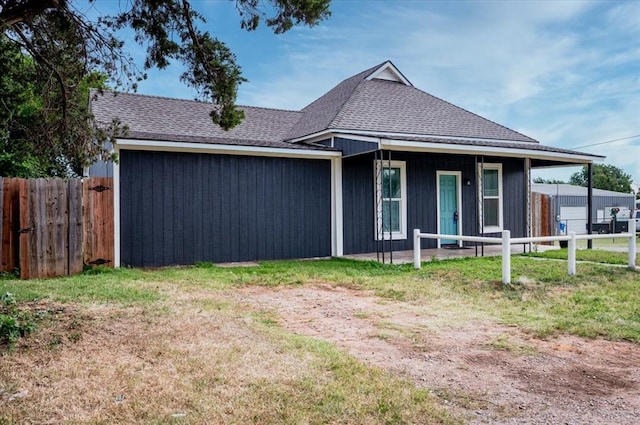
left=0, top=0, right=331, bottom=176
left=533, top=177, right=566, bottom=184
left=569, top=164, right=633, bottom=194
left=1, top=32, right=114, bottom=176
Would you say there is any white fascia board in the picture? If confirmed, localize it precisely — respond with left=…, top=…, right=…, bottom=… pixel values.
left=380, top=139, right=600, bottom=164
left=113, top=144, right=121, bottom=268
left=529, top=158, right=606, bottom=169
left=115, top=138, right=341, bottom=159
left=289, top=130, right=382, bottom=145
left=341, top=130, right=540, bottom=145
left=291, top=128, right=541, bottom=146
left=331, top=158, right=344, bottom=257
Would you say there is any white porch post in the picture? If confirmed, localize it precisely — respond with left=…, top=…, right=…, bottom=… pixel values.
left=628, top=219, right=636, bottom=270
left=501, top=230, right=511, bottom=284
left=568, top=232, right=576, bottom=276
left=113, top=145, right=121, bottom=268
left=331, top=158, right=344, bottom=257
left=413, top=229, right=421, bottom=270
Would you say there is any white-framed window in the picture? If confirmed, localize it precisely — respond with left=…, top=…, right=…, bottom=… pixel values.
left=374, top=160, right=407, bottom=240
left=479, top=163, right=503, bottom=233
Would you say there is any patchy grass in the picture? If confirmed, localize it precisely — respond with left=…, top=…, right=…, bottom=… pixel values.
left=0, top=256, right=639, bottom=422
left=2, top=257, right=639, bottom=342
left=0, top=296, right=455, bottom=424
left=485, top=333, right=538, bottom=356
left=0, top=267, right=160, bottom=304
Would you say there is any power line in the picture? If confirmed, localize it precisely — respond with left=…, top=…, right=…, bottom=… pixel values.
left=572, top=134, right=640, bottom=149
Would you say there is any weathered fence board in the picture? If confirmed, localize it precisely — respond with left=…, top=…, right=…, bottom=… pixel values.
left=1, top=178, right=21, bottom=273
left=1, top=177, right=113, bottom=279
left=83, top=177, right=114, bottom=267
left=531, top=192, right=555, bottom=243
left=18, top=178, right=32, bottom=278
left=68, top=179, right=83, bottom=275
left=0, top=179, right=2, bottom=271
left=19, top=178, right=81, bottom=279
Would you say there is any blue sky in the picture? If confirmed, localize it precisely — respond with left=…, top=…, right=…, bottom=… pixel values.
left=90, top=0, right=640, bottom=189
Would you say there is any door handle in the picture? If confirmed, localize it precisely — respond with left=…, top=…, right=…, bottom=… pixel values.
left=453, top=211, right=458, bottom=223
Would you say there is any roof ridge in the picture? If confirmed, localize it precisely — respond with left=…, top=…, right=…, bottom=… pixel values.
left=91, top=89, right=301, bottom=113
left=284, top=61, right=389, bottom=140
left=300, top=61, right=385, bottom=113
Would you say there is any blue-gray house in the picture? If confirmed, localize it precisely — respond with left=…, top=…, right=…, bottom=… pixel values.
left=90, top=61, right=602, bottom=268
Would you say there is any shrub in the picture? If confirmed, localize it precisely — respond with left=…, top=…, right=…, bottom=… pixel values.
left=0, top=292, right=35, bottom=345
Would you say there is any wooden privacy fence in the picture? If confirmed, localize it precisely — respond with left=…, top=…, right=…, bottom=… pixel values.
left=0, top=177, right=114, bottom=279
left=531, top=192, right=555, bottom=242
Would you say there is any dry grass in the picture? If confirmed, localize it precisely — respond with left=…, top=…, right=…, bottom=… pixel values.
left=0, top=292, right=455, bottom=424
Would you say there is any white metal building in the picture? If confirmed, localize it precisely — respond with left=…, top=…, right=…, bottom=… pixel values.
left=532, top=184, right=635, bottom=235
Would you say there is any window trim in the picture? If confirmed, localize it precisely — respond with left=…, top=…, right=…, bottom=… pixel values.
left=479, top=163, right=503, bottom=233
left=374, top=160, right=407, bottom=240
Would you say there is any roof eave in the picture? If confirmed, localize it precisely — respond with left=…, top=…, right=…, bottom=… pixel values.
left=380, top=139, right=604, bottom=164
left=114, top=138, right=341, bottom=159
left=289, top=128, right=541, bottom=146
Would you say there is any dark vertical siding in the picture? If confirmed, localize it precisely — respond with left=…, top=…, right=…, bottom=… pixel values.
left=500, top=158, right=526, bottom=238
left=342, top=151, right=526, bottom=255
left=120, top=150, right=331, bottom=267
left=334, top=137, right=379, bottom=157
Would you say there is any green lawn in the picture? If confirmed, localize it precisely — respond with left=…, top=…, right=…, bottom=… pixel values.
left=1, top=255, right=638, bottom=423
left=3, top=254, right=639, bottom=341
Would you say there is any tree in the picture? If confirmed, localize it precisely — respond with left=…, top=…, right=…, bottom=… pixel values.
left=0, top=0, right=331, bottom=176
left=569, top=164, right=633, bottom=194
left=1, top=33, right=114, bottom=176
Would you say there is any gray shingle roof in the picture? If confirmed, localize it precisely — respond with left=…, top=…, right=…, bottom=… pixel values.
left=285, top=63, right=383, bottom=140
left=331, top=79, right=537, bottom=142
left=90, top=90, right=322, bottom=150
left=286, top=62, right=536, bottom=143
left=89, top=62, right=595, bottom=160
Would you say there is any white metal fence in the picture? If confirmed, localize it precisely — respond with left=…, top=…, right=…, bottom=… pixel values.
left=413, top=219, right=637, bottom=284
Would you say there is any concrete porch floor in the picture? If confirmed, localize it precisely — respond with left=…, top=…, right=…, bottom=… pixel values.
left=344, top=243, right=559, bottom=265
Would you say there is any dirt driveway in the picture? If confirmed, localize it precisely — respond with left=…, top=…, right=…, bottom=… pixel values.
left=237, top=284, right=640, bottom=424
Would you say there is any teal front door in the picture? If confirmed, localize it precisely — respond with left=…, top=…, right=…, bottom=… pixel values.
left=439, top=174, right=459, bottom=245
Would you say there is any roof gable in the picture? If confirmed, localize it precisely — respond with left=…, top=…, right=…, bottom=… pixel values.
left=365, top=61, right=412, bottom=86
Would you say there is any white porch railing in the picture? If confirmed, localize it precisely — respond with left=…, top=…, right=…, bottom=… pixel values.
left=413, top=219, right=637, bottom=284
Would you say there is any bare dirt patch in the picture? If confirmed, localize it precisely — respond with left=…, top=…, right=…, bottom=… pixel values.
left=237, top=283, right=640, bottom=424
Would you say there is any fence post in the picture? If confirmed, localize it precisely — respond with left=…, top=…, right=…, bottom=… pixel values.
left=628, top=219, right=636, bottom=270
left=568, top=232, right=576, bottom=276
left=502, top=230, right=511, bottom=284
left=413, top=229, right=421, bottom=270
